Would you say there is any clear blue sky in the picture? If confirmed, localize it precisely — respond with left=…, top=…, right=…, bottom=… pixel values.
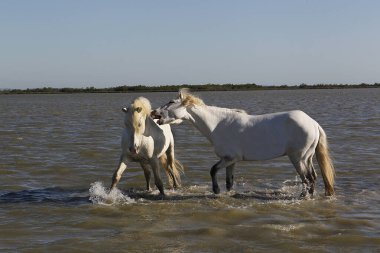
left=1, top=0, right=379, bottom=89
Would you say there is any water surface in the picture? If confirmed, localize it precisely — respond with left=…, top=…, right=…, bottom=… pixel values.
left=1, top=89, right=379, bottom=252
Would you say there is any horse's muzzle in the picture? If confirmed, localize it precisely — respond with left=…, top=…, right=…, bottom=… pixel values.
left=150, top=110, right=161, bottom=119
left=129, top=147, right=138, bottom=155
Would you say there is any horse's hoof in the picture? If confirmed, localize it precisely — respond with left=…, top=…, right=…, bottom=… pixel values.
left=299, top=191, right=313, bottom=200
left=308, top=187, right=315, bottom=196
left=213, top=186, right=220, bottom=194
left=109, top=186, right=116, bottom=194
left=299, top=191, right=307, bottom=199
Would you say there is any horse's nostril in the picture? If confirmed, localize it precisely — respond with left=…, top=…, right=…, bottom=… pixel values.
left=129, top=147, right=137, bottom=154
left=150, top=110, right=161, bottom=119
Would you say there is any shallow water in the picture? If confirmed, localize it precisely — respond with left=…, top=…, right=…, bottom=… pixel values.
left=0, top=89, right=379, bottom=252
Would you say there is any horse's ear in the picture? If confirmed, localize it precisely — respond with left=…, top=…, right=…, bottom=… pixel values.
left=178, top=88, right=189, bottom=100
left=135, top=107, right=142, bottom=113
left=122, top=107, right=128, bottom=113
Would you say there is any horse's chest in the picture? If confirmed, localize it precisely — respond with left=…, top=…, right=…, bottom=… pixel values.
left=126, top=142, right=153, bottom=161
left=126, top=151, right=150, bottom=162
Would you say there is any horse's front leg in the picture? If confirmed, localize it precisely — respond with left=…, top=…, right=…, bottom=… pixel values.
left=140, top=162, right=152, bottom=192
left=110, top=156, right=127, bottom=190
left=150, top=158, right=165, bottom=196
left=226, top=163, right=236, bottom=191
left=210, top=157, right=236, bottom=194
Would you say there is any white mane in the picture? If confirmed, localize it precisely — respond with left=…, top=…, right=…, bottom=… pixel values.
left=181, top=91, right=247, bottom=114
left=132, top=97, right=151, bottom=116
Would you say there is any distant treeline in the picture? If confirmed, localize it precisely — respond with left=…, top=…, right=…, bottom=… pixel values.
left=1, top=83, right=379, bottom=94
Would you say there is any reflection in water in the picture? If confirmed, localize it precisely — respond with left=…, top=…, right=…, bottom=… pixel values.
left=0, top=187, right=90, bottom=204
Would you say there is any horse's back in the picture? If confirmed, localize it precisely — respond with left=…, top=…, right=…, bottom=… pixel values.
left=248, top=110, right=317, bottom=130
left=256, top=110, right=319, bottom=156
left=214, top=110, right=319, bottom=160
left=283, top=110, right=319, bottom=139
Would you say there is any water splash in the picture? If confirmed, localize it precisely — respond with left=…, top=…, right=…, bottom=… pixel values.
left=89, top=181, right=135, bottom=205
left=279, top=176, right=304, bottom=196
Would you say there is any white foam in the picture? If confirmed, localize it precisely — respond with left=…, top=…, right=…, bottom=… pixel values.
left=263, top=223, right=305, bottom=232
left=279, top=176, right=303, bottom=196
left=89, top=181, right=135, bottom=205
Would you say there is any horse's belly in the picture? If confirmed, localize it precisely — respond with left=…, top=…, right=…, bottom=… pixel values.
left=242, top=146, right=286, bottom=160
left=213, top=136, right=286, bottom=161
left=240, top=137, right=287, bottom=160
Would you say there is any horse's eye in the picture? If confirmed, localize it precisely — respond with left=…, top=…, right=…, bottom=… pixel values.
left=168, top=100, right=175, bottom=104
left=138, top=123, right=141, bottom=127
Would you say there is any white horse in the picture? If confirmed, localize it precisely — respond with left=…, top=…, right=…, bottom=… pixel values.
left=110, top=97, right=183, bottom=195
left=152, top=89, right=335, bottom=197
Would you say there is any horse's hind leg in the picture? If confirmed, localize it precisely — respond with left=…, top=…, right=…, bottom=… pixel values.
left=288, top=154, right=309, bottom=198
left=289, top=153, right=317, bottom=198
left=226, top=163, right=236, bottom=191
left=140, top=162, right=152, bottom=191
left=305, top=155, right=316, bottom=195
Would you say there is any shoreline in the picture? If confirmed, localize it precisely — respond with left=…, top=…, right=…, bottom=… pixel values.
left=1, top=83, right=379, bottom=94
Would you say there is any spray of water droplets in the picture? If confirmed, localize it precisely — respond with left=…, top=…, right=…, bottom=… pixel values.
left=89, top=181, right=135, bottom=205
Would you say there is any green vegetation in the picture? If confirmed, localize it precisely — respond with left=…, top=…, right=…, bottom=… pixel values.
left=1, top=83, right=379, bottom=94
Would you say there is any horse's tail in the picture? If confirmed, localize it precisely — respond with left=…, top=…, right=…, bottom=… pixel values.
left=159, top=153, right=173, bottom=187
left=171, top=158, right=184, bottom=188
left=316, top=125, right=335, bottom=196
left=159, top=153, right=184, bottom=188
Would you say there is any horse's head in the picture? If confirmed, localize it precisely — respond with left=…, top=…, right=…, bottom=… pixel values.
left=122, top=97, right=151, bottom=154
left=151, top=89, right=203, bottom=125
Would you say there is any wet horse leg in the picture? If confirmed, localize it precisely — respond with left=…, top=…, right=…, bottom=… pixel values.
left=210, top=157, right=236, bottom=194
left=150, top=158, right=165, bottom=195
left=289, top=154, right=309, bottom=198
left=140, top=162, right=152, bottom=191
left=306, top=155, right=317, bottom=196
left=226, top=163, right=236, bottom=191
left=110, top=156, right=127, bottom=190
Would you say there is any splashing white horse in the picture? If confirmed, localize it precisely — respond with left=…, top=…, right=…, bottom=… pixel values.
left=152, top=89, right=335, bottom=197
left=110, top=97, right=183, bottom=195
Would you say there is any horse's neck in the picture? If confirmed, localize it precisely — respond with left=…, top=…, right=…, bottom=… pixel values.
left=144, top=116, right=164, bottom=139
left=187, top=105, right=223, bottom=142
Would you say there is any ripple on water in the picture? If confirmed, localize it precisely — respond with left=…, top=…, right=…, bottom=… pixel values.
left=1, top=90, right=380, bottom=252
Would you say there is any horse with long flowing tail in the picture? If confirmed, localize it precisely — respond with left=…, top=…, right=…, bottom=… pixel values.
left=110, top=97, right=183, bottom=196
left=152, top=89, right=335, bottom=197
